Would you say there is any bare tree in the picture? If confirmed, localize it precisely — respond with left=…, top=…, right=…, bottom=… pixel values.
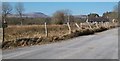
left=52, top=10, right=66, bottom=24
left=2, top=2, right=12, bottom=26
left=52, top=9, right=72, bottom=24
left=15, top=2, right=24, bottom=25
left=113, top=5, right=118, bottom=12
left=2, top=2, right=12, bottom=42
left=64, top=9, right=72, bottom=23
left=113, top=4, right=119, bottom=23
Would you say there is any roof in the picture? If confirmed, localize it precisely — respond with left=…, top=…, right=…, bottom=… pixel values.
left=88, top=17, right=109, bottom=22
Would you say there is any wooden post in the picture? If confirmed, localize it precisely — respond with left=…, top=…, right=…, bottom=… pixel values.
left=105, top=22, right=107, bottom=27
left=68, top=15, right=70, bottom=23
left=45, top=22, right=48, bottom=37
left=88, top=22, right=92, bottom=29
left=112, top=19, right=116, bottom=27
left=86, top=19, right=92, bottom=29
left=67, top=22, right=71, bottom=34
left=86, top=19, right=89, bottom=23
left=103, top=22, right=106, bottom=27
left=21, top=20, right=22, bottom=26
left=80, top=23, right=83, bottom=29
left=2, top=19, right=6, bottom=42
left=75, top=23, right=80, bottom=30
left=95, top=22, right=99, bottom=28
left=3, top=21, right=4, bottom=42
left=100, top=21, right=104, bottom=27
left=106, top=22, right=110, bottom=28
left=112, top=19, right=115, bottom=23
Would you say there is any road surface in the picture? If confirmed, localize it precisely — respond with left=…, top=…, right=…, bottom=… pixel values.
left=2, top=28, right=118, bottom=59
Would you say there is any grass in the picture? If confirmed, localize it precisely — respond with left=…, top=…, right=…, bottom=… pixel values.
left=4, top=24, right=80, bottom=41
left=2, top=22, right=117, bottom=49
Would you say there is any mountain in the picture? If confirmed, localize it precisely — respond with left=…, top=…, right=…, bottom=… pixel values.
left=8, top=12, right=49, bottom=18
left=25, top=12, right=49, bottom=18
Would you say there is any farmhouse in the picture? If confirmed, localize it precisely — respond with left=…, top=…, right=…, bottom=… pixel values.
left=88, top=17, right=110, bottom=23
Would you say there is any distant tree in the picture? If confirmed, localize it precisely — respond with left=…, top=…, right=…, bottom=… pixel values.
left=113, top=4, right=119, bottom=19
left=15, top=2, right=24, bottom=25
left=113, top=5, right=118, bottom=12
left=52, top=9, right=72, bottom=24
left=64, top=9, right=72, bottom=23
left=2, top=2, right=12, bottom=42
left=102, top=12, right=118, bottom=21
left=2, top=2, right=12, bottom=27
left=52, top=10, right=65, bottom=24
left=118, top=2, right=120, bottom=23
left=69, top=15, right=74, bottom=23
left=102, top=4, right=119, bottom=22
left=88, top=13, right=99, bottom=18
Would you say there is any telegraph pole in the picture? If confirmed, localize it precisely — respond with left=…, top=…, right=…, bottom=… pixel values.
left=2, top=19, right=5, bottom=42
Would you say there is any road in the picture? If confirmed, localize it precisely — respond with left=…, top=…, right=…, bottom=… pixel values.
left=2, top=28, right=118, bottom=59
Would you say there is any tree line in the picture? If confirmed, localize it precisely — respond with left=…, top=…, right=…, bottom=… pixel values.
left=1, top=2, right=119, bottom=26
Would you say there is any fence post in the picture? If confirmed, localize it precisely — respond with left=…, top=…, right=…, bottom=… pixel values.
left=45, top=22, right=48, bottom=37
left=106, top=22, right=110, bottom=28
left=103, top=22, right=106, bottom=27
left=87, top=22, right=92, bottom=29
left=75, top=23, right=80, bottom=30
left=101, top=21, right=104, bottom=27
left=112, top=19, right=116, bottom=27
left=95, top=22, right=99, bottom=28
left=67, top=22, right=71, bottom=34
left=80, top=23, right=83, bottom=29
left=112, top=19, right=115, bottom=23
left=86, top=19, right=92, bottom=29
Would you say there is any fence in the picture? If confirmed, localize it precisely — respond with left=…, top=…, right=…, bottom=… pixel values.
left=4, top=19, right=118, bottom=41
left=2, top=19, right=118, bottom=49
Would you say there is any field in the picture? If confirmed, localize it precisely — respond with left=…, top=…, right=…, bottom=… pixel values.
left=2, top=22, right=118, bottom=49
left=4, top=24, right=77, bottom=41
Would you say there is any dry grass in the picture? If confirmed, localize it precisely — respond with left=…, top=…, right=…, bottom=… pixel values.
left=4, top=25, right=77, bottom=41
left=2, top=22, right=118, bottom=49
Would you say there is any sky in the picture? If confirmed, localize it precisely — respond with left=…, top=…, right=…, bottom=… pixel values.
left=2, top=0, right=120, bottom=2
left=10, top=2, right=117, bottom=16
